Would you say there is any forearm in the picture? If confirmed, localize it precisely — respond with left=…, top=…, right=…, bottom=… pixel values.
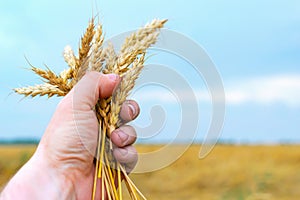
left=0, top=152, right=75, bottom=200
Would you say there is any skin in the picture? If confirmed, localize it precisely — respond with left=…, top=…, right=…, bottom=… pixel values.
left=0, top=72, right=139, bottom=200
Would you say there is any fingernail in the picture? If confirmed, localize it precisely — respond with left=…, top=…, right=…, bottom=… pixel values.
left=127, top=103, right=136, bottom=119
left=107, top=74, right=118, bottom=81
left=118, top=130, right=129, bottom=144
left=118, top=148, right=128, bottom=156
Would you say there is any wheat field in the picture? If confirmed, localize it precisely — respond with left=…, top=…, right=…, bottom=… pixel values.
left=0, top=144, right=299, bottom=199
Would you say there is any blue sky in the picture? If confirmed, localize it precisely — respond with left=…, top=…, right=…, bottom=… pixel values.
left=0, top=0, right=299, bottom=143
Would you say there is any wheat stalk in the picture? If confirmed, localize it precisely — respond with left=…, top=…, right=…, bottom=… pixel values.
left=14, top=17, right=166, bottom=200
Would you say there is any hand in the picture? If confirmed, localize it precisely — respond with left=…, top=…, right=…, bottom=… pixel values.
left=0, top=72, right=139, bottom=200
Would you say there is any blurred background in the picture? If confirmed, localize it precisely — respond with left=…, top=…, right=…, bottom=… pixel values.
left=0, top=0, right=299, bottom=199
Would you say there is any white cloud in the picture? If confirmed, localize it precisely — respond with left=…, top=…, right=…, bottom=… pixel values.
left=130, top=86, right=211, bottom=105
left=130, top=74, right=300, bottom=108
left=225, top=74, right=300, bottom=107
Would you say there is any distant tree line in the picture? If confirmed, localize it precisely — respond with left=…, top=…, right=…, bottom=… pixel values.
left=0, top=138, right=39, bottom=145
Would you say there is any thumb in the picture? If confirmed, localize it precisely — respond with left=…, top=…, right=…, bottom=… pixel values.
left=72, top=71, right=120, bottom=111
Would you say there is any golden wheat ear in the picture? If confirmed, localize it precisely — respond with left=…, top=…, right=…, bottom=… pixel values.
left=63, top=45, right=77, bottom=69
left=67, top=18, right=96, bottom=87
left=88, top=23, right=105, bottom=72
left=78, top=18, right=95, bottom=65
left=32, top=66, right=70, bottom=92
left=117, top=19, right=167, bottom=70
left=110, top=53, right=145, bottom=128
left=14, top=84, right=65, bottom=98
left=101, top=42, right=117, bottom=74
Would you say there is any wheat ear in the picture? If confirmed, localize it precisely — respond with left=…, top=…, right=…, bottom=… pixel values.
left=30, top=66, right=70, bottom=93
left=63, top=45, right=77, bottom=68
left=117, top=19, right=167, bottom=69
left=70, top=19, right=95, bottom=85
left=102, top=43, right=118, bottom=74
left=14, top=84, right=65, bottom=97
left=110, top=54, right=145, bottom=128
left=89, top=23, right=105, bottom=72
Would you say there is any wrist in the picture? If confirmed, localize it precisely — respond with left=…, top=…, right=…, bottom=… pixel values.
left=0, top=149, right=75, bottom=200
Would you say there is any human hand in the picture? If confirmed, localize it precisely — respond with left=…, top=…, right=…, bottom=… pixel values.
left=0, top=72, right=139, bottom=200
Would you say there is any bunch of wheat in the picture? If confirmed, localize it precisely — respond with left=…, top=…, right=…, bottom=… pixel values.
left=14, top=18, right=167, bottom=200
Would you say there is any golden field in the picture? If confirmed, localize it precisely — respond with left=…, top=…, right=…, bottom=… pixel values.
left=0, top=144, right=299, bottom=199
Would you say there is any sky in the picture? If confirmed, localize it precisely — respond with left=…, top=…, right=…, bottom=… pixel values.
left=0, top=0, right=299, bottom=144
